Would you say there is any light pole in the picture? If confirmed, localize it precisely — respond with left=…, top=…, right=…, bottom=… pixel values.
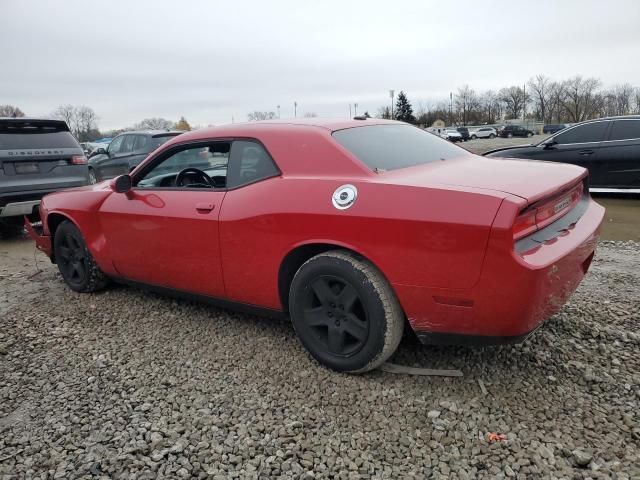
left=449, top=92, right=453, bottom=126
left=389, top=90, right=395, bottom=119
left=294, top=101, right=297, bottom=118
left=277, top=105, right=280, bottom=119
left=354, top=103, right=358, bottom=116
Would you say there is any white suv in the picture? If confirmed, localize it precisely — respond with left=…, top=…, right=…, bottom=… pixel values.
left=470, top=127, right=496, bottom=139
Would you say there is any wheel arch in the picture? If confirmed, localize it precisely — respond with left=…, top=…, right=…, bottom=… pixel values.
left=46, top=212, right=77, bottom=262
left=277, top=241, right=391, bottom=313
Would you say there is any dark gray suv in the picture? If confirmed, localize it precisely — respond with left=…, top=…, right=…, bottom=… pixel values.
left=0, top=118, right=88, bottom=232
left=88, top=130, right=182, bottom=183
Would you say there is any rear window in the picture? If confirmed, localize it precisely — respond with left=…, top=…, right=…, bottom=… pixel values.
left=332, top=124, right=469, bottom=171
left=0, top=124, right=79, bottom=149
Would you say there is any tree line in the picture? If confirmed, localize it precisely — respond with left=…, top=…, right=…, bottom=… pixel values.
left=378, top=75, right=640, bottom=126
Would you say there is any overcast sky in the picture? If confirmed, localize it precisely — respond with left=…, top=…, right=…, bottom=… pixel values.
left=3, top=0, right=640, bottom=130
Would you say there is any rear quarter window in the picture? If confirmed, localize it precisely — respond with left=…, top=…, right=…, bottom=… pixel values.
left=332, top=124, right=469, bottom=171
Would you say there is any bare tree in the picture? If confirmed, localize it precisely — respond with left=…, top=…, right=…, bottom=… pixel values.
left=247, top=111, right=276, bottom=121
left=454, top=85, right=480, bottom=125
left=52, top=104, right=75, bottom=127
left=499, top=86, right=529, bottom=119
left=134, top=118, right=174, bottom=130
left=479, top=90, right=502, bottom=124
left=634, top=88, right=640, bottom=114
left=0, top=105, right=25, bottom=117
left=376, top=106, right=392, bottom=119
left=601, top=84, right=635, bottom=117
left=560, top=76, right=602, bottom=122
left=528, top=75, right=553, bottom=122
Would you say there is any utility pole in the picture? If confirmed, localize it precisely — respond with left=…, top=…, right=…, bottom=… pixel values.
left=294, top=101, right=297, bottom=118
left=389, top=90, right=395, bottom=119
left=354, top=103, right=358, bottom=116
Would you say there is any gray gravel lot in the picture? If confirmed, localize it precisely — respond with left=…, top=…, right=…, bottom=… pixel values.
left=1, top=233, right=639, bottom=479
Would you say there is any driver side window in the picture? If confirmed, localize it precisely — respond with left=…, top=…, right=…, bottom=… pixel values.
left=137, top=142, right=230, bottom=189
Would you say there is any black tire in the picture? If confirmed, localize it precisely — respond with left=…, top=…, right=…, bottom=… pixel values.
left=289, top=250, right=404, bottom=373
left=54, top=221, right=109, bottom=293
left=0, top=218, right=24, bottom=238
left=88, top=168, right=98, bottom=184
left=489, top=133, right=495, bottom=139
left=528, top=132, right=534, bottom=137
left=471, top=135, right=477, bottom=140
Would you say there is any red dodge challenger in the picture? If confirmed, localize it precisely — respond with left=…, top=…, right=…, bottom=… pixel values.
left=27, top=118, right=604, bottom=373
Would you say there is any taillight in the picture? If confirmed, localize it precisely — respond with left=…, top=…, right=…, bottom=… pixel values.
left=71, top=155, right=87, bottom=165
left=513, top=209, right=537, bottom=240
left=513, top=182, right=584, bottom=241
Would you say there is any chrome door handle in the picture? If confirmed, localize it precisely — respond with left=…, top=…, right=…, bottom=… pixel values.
left=195, top=202, right=215, bottom=213
left=579, top=149, right=594, bottom=155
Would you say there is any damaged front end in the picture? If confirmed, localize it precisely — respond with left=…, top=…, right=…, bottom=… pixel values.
left=24, top=216, right=53, bottom=259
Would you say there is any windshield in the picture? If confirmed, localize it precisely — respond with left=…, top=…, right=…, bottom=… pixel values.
left=151, top=134, right=180, bottom=148
left=332, top=124, right=469, bottom=172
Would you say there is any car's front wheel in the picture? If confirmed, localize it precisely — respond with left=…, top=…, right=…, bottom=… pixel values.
left=54, top=221, right=109, bottom=292
left=471, top=135, right=477, bottom=140
left=289, top=250, right=404, bottom=373
left=489, top=133, right=495, bottom=139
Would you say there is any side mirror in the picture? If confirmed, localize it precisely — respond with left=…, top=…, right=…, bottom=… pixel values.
left=113, top=174, right=132, bottom=193
left=542, top=139, right=557, bottom=149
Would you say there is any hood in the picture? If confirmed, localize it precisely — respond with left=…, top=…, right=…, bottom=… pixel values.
left=379, top=155, right=587, bottom=203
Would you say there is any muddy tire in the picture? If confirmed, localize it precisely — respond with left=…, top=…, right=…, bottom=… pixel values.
left=54, top=220, right=109, bottom=293
left=289, top=250, right=404, bottom=373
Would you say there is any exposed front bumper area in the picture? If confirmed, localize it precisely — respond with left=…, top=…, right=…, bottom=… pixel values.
left=24, top=217, right=53, bottom=258
left=395, top=197, right=605, bottom=345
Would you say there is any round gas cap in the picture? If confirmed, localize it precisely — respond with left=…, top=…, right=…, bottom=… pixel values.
left=332, top=184, right=357, bottom=210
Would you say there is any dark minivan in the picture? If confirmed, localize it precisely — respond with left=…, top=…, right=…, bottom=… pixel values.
left=485, top=116, right=640, bottom=191
left=456, top=127, right=470, bottom=141
left=0, top=118, right=87, bottom=231
left=88, top=130, right=182, bottom=183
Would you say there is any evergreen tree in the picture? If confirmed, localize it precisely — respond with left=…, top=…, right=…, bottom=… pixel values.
left=394, top=91, right=415, bottom=123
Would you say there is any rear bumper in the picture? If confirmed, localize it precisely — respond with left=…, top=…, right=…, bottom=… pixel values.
left=395, top=197, right=605, bottom=344
left=0, top=200, right=40, bottom=217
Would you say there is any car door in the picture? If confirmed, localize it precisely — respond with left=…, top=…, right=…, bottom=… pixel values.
left=534, top=120, right=610, bottom=186
left=98, top=141, right=230, bottom=297
left=129, top=134, right=150, bottom=171
left=94, top=135, right=124, bottom=180
left=599, top=118, right=640, bottom=188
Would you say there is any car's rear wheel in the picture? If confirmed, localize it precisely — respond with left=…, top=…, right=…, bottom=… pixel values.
left=471, top=135, right=477, bottom=140
left=489, top=133, right=495, bottom=139
left=88, top=168, right=98, bottom=184
left=54, top=220, right=109, bottom=293
left=289, top=250, right=404, bottom=373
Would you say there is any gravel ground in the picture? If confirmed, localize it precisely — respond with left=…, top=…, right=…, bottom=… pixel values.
left=1, top=235, right=639, bottom=479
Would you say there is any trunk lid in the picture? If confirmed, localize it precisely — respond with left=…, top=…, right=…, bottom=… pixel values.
left=380, top=155, right=587, bottom=203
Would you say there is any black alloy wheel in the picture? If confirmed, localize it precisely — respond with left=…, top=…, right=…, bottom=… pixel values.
left=289, top=250, right=404, bottom=373
left=301, top=275, right=369, bottom=356
left=54, top=221, right=109, bottom=292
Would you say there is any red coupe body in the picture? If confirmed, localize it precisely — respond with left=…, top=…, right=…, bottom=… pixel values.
left=29, top=119, right=604, bottom=344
